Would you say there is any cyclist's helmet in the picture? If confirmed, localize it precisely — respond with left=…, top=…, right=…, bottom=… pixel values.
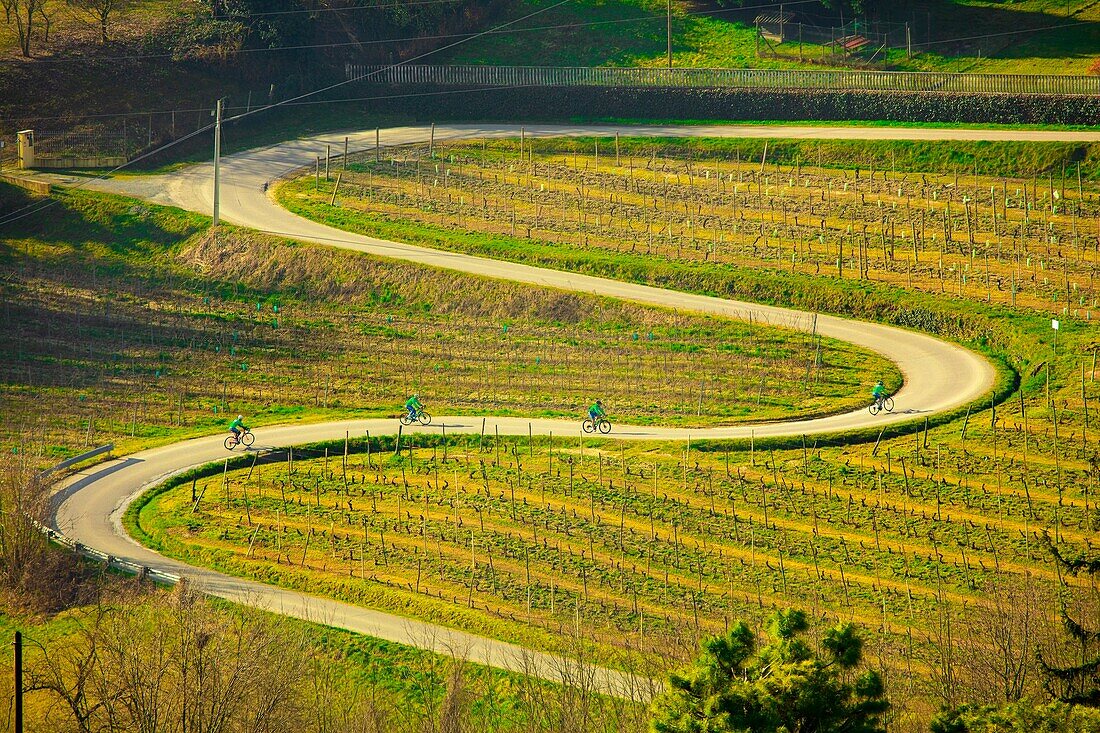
left=875, top=381, right=883, bottom=387
left=597, top=400, right=603, bottom=406
left=237, top=414, right=243, bottom=420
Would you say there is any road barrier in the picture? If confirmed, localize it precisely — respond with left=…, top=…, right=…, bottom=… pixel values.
left=35, top=445, right=181, bottom=585
left=39, top=443, right=114, bottom=476
left=345, top=64, right=1100, bottom=96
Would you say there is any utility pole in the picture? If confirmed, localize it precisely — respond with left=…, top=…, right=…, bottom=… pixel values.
left=212, top=98, right=223, bottom=229
left=666, top=0, right=672, bottom=69
left=14, top=631, right=22, bottom=733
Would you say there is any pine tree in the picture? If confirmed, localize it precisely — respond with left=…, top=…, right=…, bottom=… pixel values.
left=650, top=609, right=889, bottom=733
left=1041, top=533, right=1100, bottom=706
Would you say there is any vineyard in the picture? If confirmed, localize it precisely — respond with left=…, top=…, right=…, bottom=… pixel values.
left=280, top=136, right=1100, bottom=321
left=136, top=389, right=1097, bottom=725
left=8, top=133, right=1100, bottom=730
left=233, top=136, right=1097, bottom=726
left=0, top=187, right=885, bottom=457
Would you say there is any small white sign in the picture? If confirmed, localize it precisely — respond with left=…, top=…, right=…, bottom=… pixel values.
left=1052, top=319, right=1060, bottom=330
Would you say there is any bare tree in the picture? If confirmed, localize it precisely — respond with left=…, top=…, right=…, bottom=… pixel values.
left=66, top=0, right=130, bottom=44
left=23, top=602, right=115, bottom=733
left=23, top=584, right=312, bottom=733
left=957, top=573, right=1059, bottom=705
left=1041, top=533, right=1100, bottom=706
left=0, top=452, right=93, bottom=612
left=1, top=0, right=50, bottom=57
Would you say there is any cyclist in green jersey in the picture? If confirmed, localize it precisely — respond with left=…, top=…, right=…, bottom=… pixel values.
left=405, top=394, right=424, bottom=421
left=228, top=414, right=248, bottom=441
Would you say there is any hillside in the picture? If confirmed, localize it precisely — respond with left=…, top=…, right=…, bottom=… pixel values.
left=3, top=0, right=1098, bottom=167
left=442, top=0, right=1100, bottom=74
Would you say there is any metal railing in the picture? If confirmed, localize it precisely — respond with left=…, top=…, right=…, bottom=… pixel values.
left=36, top=445, right=182, bottom=586
left=39, top=443, right=114, bottom=476
left=38, top=523, right=182, bottom=585
left=346, top=64, right=1100, bottom=96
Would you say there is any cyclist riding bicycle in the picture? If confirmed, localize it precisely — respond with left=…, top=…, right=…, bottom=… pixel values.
left=871, top=381, right=887, bottom=406
left=405, top=394, right=424, bottom=421
left=588, top=399, right=606, bottom=424
left=229, top=414, right=248, bottom=442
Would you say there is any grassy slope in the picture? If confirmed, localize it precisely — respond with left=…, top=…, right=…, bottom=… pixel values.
left=274, top=139, right=1071, bottom=353
left=443, top=0, right=1100, bottom=75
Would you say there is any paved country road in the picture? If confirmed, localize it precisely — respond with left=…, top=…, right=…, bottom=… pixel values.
left=51, top=123, right=1008, bottom=697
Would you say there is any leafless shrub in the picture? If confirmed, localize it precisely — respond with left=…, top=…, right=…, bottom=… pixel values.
left=956, top=572, right=1061, bottom=705
left=23, top=583, right=312, bottom=733
left=0, top=452, right=95, bottom=613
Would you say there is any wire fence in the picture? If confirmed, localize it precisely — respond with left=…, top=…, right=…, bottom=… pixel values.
left=35, top=130, right=135, bottom=158
left=345, top=64, right=1100, bottom=96
left=5, top=87, right=282, bottom=168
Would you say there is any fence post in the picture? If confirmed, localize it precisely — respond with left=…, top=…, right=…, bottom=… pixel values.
left=14, top=631, right=22, bottom=733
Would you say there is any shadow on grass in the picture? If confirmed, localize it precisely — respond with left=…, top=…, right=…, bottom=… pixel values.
left=0, top=185, right=206, bottom=261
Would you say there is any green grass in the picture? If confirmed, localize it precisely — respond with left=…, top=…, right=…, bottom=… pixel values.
left=129, top=380, right=1098, bottom=729
left=442, top=0, right=1100, bottom=75
left=521, top=135, right=1100, bottom=178
left=275, top=155, right=1054, bottom=357
left=593, top=118, right=1100, bottom=132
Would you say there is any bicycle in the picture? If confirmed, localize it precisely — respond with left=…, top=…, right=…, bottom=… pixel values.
left=582, top=416, right=612, bottom=434
left=868, top=395, right=895, bottom=416
left=399, top=409, right=432, bottom=426
left=224, top=429, right=255, bottom=450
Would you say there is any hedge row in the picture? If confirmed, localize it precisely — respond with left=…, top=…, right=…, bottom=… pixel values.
left=359, top=85, right=1100, bottom=126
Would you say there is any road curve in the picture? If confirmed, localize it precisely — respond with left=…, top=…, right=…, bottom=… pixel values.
left=89, top=123, right=999, bottom=437
left=53, top=123, right=1004, bottom=695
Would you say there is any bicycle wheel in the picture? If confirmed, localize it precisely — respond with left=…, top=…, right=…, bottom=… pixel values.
left=868, top=403, right=881, bottom=416
left=882, top=397, right=894, bottom=413
left=417, top=412, right=432, bottom=426
left=399, top=414, right=413, bottom=426
left=241, top=431, right=255, bottom=446
left=582, top=419, right=595, bottom=433
left=598, top=419, right=612, bottom=434
left=224, top=436, right=237, bottom=451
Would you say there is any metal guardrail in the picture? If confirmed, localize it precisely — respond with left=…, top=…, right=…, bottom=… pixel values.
left=37, top=523, right=182, bottom=585
left=35, top=445, right=182, bottom=586
left=39, top=443, right=114, bottom=476
left=345, top=64, right=1100, bottom=96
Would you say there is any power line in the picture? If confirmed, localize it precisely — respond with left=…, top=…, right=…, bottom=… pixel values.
left=0, top=1, right=576, bottom=229
left=224, top=0, right=576, bottom=126
left=912, top=19, right=1098, bottom=50
left=2, top=1, right=1093, bottom=67
left=0, top=122, right=215, bottom=229
left=209, top=0, right=469, bottom=18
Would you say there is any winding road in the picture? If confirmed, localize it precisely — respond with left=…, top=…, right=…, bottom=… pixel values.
left=51, top=123, right=1011, bottom=697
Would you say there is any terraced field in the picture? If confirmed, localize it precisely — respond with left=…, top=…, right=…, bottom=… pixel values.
left=0, top=187, right=888, bottom=458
